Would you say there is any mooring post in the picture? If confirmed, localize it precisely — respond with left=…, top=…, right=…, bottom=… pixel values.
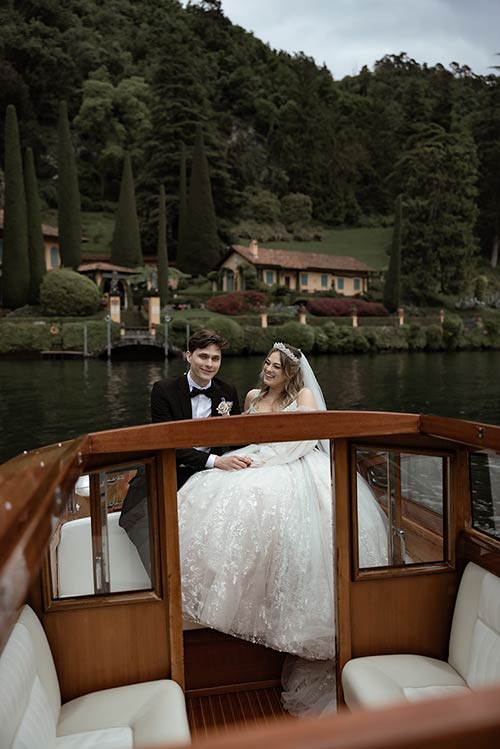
left=83, top=322, right=88, bottom=357
left=164, top=315, right=171, bottom=358
left=105, top=314, right=111, bottom=359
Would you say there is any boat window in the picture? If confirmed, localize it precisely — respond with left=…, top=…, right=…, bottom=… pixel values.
left=470, top=452, right=500, bottom=541
left=48, top=462, right=155, bottom=599
left=354, top=448, right=449, bottom=572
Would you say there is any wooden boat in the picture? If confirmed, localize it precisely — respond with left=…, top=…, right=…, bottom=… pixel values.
left=1, top=409, right=500, bottom=748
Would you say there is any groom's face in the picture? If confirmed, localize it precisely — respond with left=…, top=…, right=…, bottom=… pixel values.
left=186, top=344, right=222, bottom=387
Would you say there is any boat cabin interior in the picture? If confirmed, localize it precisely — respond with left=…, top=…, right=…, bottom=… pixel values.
left=1, top=409, right=500, bottom=748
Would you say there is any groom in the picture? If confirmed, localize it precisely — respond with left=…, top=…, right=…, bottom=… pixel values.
left=120, top=329, right=250, bottom=572
left=151, top=328, right=251, bottom=486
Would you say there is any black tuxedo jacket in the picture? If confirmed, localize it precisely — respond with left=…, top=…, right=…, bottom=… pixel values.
left=150, top=374, right=241, bottom=473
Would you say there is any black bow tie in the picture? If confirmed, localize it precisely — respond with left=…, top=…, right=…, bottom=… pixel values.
left=190, top=386, right=215, bottom=398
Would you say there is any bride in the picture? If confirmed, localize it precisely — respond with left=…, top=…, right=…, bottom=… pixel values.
left=178, top=342, right=388, bottom=670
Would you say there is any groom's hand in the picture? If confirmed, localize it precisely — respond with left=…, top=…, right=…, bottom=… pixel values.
left=214, top=455, right=252, bottom=470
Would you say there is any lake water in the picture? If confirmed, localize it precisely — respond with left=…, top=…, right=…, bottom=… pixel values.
left=1, top=350, right=498, bottom=464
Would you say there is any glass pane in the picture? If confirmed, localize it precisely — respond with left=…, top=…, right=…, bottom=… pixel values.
left=470, top=453, right=500, bottom=540
left=50, top=463, right=153, bottom=598
left=356, top=449, right=447, bottom=569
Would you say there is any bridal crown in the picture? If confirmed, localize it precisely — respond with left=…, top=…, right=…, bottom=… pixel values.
left=273, top=341, right=300, bottom=363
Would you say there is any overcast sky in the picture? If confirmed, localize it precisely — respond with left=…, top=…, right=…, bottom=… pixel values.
left=213, top=0, right=499, bottom=80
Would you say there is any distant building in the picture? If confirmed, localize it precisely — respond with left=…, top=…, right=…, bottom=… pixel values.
left=217, top=240, right=374, bottom=296
left=0, top=209, right=61, bottom=271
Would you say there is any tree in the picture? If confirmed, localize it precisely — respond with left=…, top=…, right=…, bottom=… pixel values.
left=57, top=101, right=81, bottom=269
left=157, top=184, right=169, bottom=307
left=396, top=124, right=478, bottom=301
left=177, top=141, right=188, bottom=255
left=111, top=152, right=143, bottom=267
left=1, top=104, right=29, bottom=308
left=383, top=195, right=402, bottom=312
left=24, top=148, right=46, bottom=304
left=177, top=125, right=220, bottom=276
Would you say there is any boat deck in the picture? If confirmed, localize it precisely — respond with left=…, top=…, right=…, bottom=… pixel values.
left=186, top=686, right=291, bottom=739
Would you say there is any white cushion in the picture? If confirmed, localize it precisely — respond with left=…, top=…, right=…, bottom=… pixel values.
left=56, top=727, right=133, bottom=748
left=0, top=607, right=61, bottom=749
left=448, top=561, right=486, bottom=678
left=57, top=513, right=151, bottom=597
left=342, top=654, right=468, bottom=709
left=58, top=680, right=190, bottom=747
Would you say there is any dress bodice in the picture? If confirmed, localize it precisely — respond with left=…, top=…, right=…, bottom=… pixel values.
left=248, top=394, right=298, bottom=414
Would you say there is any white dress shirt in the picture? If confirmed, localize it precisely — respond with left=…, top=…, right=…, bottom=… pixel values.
left=187, top=372, right=216, bottom=469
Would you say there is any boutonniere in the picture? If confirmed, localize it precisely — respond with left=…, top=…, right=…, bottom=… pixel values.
left=216, top=397, right=233, bottom=416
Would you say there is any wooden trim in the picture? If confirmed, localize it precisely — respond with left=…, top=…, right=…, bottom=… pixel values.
left=0, top=437, right=87, bottom=653
left=333, top=439, right=351, bottom=706
left=460, top=528, right=500, bottom=577
left=87, top=412, right=421, bottom=455
left=421, top=414, right=500, bottom=452
left=157, top=449, right=184, bottom=688
left=186, top=679, right=282, bottom=698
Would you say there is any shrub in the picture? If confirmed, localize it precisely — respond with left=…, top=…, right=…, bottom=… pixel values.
left=40, top=269, right=101, bottom=317
left=62, top=321, right=120, bottom=353
left=405, top=322, right=427, bottom=351
left=204, top=316, right=245, bottom=354
left=426, top=324, right=443, bottom=350
left=306, top=298, right=389, bottom=317
left=277, top=321, right=315, bottom=353
left=474, top=275, right=488, bottom=302
left=242, top=325, right=277, bottom=355
left=243, top=189, right=281, bottom=224
left=207, top=291, right=268, bottom=315
left=0, top=321, right=53, bottom=353
left=441, top=315, right=464, bottom=350
left=281, top=193, right=313, bottom=225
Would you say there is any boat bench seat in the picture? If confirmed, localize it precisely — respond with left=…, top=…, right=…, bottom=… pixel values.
left=0, top=605, right=191, bottom=748
left=342, top=561, right=500, bottom=710
left=57, top=512, right=205, bottom=631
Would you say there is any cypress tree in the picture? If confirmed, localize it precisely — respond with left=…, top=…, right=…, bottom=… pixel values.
left=383, top=195, right=402, bottom=312
left=2, top=104, right=29, bottom=308
left=24, top=148, right=46, bottom=304
left=177, top=141, right=188, bottom=254
left=157, top=184, right=169, bottom=307
left=111, top=152, right=143, bottom=267
left=57, top=101, right=81, bottom=269
left=177, top=125, right=220, bottom=276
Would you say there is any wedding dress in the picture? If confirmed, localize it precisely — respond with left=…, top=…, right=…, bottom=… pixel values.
left=178, top=399, right=389, bottom=665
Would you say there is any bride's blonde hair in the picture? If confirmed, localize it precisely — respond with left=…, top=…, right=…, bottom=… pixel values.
left=254, top=342, right=304, bottom=410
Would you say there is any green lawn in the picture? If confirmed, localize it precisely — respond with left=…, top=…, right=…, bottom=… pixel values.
left=42, top=210, right=116, bottom=256
left=43, top=210, right=391, bottom=270
left=263, top=227, right=392, bottom=271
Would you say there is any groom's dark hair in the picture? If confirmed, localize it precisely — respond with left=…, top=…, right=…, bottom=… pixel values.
left=188, top=329, right=229, bottom=353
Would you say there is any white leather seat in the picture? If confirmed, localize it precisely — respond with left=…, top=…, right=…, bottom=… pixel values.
left=0, top=606, right=190, bottom=748
left=342, top=562, right=500, bottom=709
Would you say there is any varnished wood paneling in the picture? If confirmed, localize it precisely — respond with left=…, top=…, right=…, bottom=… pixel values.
left=460, top=528, right=500, bottom=577
left=333, top=440, right=352, bottom=705
left=189, top=684, right=500, bottom=749
left=421, top=414, right=500, bottom=452
left=157, top=449, right=185, bottom=688
left=87, top=412, right=421, bottom=454
left=43, top=601, right=170, bottom=701
left=350, top=571, right=458, bottom=659
left=184, top=629, right=285, bottom=693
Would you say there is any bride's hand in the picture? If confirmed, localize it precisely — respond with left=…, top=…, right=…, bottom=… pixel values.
left=214, top=455, right=252, bottom=471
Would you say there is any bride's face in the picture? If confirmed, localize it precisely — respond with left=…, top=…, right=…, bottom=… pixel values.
left=262, top=351, right=288, bottom=391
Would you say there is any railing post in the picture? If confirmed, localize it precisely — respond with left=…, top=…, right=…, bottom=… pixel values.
left=164, top=315, right=171, bottom=358
left=260, top=309, right=268, bottom=328
left=83, top=322, right=88, bottom=357
left=398, top=307, right=405, bottom=327
left=186, top=322, right=190, bottom=350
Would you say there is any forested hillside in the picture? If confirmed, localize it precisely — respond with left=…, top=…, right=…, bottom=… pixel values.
left=1, top=0, right=499, bottom=297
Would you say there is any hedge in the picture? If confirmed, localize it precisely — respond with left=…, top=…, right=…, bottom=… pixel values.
left=0, top=320, right=120, bottom=354
left=306, top=297, right=389, bottom=317
left=207, top=291, right=269, bottom=315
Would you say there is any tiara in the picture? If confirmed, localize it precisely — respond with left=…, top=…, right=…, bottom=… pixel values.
left=273, top=341, right=300, bottom=363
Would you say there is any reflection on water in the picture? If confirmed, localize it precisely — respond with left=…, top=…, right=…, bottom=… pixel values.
left=2, top=350, right=500, bottom=463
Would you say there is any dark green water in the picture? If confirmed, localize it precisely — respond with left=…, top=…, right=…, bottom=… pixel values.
left=1, top=351, right=498, bottom=464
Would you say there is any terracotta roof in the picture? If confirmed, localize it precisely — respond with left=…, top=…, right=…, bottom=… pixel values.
left=0, top=209, right=59, bottom=238
left=229, top=244, right=375, bottom=273
left=78, top=262, right=139, bottom=274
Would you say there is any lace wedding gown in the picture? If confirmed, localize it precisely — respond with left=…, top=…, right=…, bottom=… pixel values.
left=177, top=400, right=388, bottom=665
